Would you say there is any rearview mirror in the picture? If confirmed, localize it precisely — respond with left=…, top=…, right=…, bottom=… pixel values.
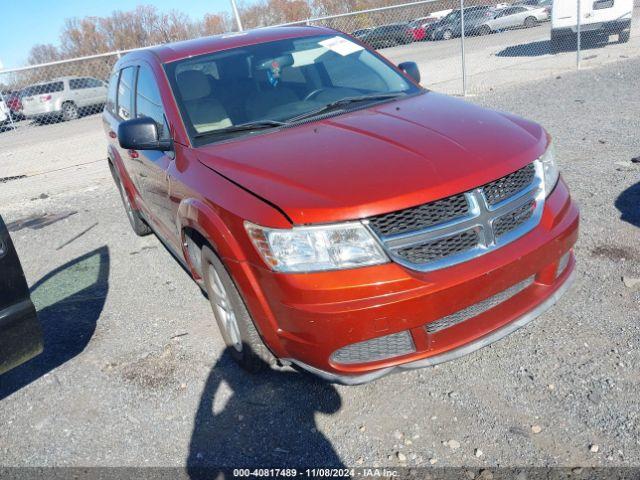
left=117, top=117, right=172, bottom=151
left=398, top=61, right=421, bottom=84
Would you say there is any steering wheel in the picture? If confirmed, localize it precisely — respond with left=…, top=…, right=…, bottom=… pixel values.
left=304, top=88, right=330, bottom=101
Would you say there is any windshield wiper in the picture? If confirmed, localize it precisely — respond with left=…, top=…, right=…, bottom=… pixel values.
left=288, top=92, right=407, bottom=123
left=194, top=119, right=288, bottom=138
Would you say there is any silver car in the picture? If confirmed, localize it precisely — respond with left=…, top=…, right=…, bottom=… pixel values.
left=479, top=5, right=549, bottom=34
left=21, top=76, right=107, bottom=122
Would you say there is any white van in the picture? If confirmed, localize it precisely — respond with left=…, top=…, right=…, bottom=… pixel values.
left=21, top=76, right=107, bottom=122
left=551, top=0, right=633, bottom=50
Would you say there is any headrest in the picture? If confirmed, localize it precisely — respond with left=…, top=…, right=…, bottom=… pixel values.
left=176, top=70, right=211, bottom=101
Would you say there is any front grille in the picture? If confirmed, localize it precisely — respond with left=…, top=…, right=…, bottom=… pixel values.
left=368, top=194, right=469, bottom=237
left=330, top=331, right=415, bottom=365
left=425, top=276, right=535, bottom=334
left=396, top=230, right=479, bottom=264
left=482, top=163, right=536, bottom=206
left=366, top=162, right=543, bottom=272
left=493, top=200, right=535, bottom=239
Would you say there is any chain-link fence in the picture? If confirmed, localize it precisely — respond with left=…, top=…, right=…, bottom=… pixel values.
left=1, top=0, right=638, bottom=144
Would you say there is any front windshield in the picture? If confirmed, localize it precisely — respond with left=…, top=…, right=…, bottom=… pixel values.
left=164, top=34, right=420, bottom=144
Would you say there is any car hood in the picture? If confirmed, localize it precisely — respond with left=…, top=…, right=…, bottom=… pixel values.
left=197, top=91, right=547, bottom=225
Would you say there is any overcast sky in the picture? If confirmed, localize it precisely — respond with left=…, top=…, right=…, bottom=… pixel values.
left=0, top=0, right=237, bottom=70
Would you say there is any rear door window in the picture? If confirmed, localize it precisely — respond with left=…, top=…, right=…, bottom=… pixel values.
left=117, top=67, right=136, bottom=120
left=70, top=78, right=90, bottom=90
left=23, top=82, right=64, bottom=96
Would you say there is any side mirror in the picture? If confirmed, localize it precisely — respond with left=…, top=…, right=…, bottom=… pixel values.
left=118, top=116, right=172, bottom=151
left=398, top=61, right=421, bottom=84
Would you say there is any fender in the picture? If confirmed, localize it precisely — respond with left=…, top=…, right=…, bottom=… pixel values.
left=177, top=198, right=288, bottom=357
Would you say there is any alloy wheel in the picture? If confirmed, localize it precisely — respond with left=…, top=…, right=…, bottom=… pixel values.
left=209, top=264, right=242, bottom=352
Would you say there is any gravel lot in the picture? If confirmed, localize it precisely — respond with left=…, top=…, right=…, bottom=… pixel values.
left=0, top=57, right=639, bottom=471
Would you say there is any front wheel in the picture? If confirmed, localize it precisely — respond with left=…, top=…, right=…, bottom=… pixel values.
left=442, top=29, right=453, bottom=40
left=524, top=16, right=537, bottom=28
left=202, top=246, right=276, bottom=372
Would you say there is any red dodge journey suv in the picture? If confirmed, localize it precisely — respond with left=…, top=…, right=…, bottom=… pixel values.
left=103, top=26, right=578, bottom=384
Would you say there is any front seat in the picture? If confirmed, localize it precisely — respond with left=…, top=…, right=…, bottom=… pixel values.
left=176, top=70, right=232, bottom=134
left=245, top=55, right=299, bottom=120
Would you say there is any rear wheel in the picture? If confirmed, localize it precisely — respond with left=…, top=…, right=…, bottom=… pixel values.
left=61, top=102, right=79, bottom=122
left=109, top=162, right=151, bottom=236
left=479, top=25, right=491, bottom=35
left=524, top=16, right=537, bottom=28
left=202, top=246, right=275, bottom=372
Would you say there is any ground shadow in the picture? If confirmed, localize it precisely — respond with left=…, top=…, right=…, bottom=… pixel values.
left=497, top=34, right=619, bottom=57
left=188, top=348, right=344, bottom=477
left=0, top=246, right=109, bottom=400
left=615, top=181, right=640, bottom=228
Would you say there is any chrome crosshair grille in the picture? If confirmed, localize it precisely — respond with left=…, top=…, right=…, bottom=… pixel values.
left=365, top=161, right=545, bottom=272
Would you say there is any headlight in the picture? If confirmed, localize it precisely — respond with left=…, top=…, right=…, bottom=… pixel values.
left=245, top=221, right=388, bottom=273
left=540, top=140, right=559, bottom=197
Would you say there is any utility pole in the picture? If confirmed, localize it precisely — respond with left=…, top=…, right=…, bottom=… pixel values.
left=460, top=0, right=467, bottom=96
left=230, top=0, right=244, bottom=32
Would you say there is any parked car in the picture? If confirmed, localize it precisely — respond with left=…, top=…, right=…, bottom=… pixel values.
left=351, top=28, right=372, bottom=40
left=359, top=23, right=415, bottom=48
left=5, top=91, right=24, bottom=120
left=104, top=27, right=578, bottom=384
left=514, top=0, right=552, bottom=9
left=478, top=5, right=549, bottom=34
left=427, top=6, right=496, bottom=40
left=0, top=215, right=43, bottom=375
left=408, top=18, right=439, bottom=40
left=21, top=76, right=107, bottom=123
left=551, top=0, right=632, bottom=51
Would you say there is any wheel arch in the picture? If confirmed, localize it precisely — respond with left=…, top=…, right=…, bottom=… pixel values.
left=177, top=197, right=287, bottom=357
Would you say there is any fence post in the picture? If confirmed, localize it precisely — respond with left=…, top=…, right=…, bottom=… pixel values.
left=460, top=0, right=467, bottom=96
left=576, top=0, right=581, bottom=69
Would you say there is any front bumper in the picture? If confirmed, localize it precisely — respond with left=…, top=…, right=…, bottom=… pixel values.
left=289, top=266, right=575, bottom=385
left=0, top=299, right=43, bottom=375
left=241, top=179, right=579, bottom=383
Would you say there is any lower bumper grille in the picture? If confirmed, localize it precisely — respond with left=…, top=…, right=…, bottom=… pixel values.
left=556, top=251, right=571, bottom=278
left=425, top=276, right=535, bottom=334
left=330, top=331, right=415, bottom=365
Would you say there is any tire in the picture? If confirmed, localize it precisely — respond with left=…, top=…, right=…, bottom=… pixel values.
left=442, top=29, right=453, bottom=40
left=61, top=102, right=79, bottom=122
left=619, top=31, right=630, bottom=43
left=479, top=25, right=491, bottom=36
left=524, top=16, right=537, bottom=28
left=201, top=246, right=275, bottom=372
left=109, top=162, right=151, bottom=236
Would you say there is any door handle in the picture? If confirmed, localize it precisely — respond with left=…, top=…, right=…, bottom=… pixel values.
left=108, top=130, right=117, bottom=139
left=128, top=149, right=139, bottom=159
